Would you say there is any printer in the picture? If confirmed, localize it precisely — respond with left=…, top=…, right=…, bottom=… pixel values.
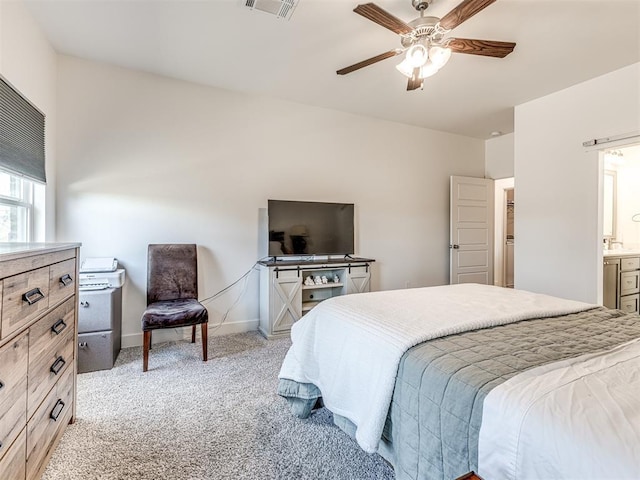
left=79, top=257, right=125, bottom=290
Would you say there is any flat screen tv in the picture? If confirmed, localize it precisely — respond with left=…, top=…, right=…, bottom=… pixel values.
left=268, top=200, right=354, bottom=257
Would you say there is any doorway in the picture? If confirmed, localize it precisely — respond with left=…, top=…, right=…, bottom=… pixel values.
left=601, top=144, right=640, bottom=251
left=598, top=141, right=640, bottom=307
left=493, top=178, right=515, bottom=287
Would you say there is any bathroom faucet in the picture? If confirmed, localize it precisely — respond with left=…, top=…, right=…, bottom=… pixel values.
left=605, top=239, right=623, bottom=250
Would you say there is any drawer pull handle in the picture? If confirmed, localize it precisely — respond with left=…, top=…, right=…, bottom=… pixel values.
left=80, top=301, right=90, bottom=308
left=50, top=356, right=66, bottom=375
left=50, top=399, right=65, bottom=422
left=60, top=274, right=73, bottom=286
left=79, top=342, right=88, bottom=349
left=23, top=287, right=45, bottom=305
left=51, top=319, right=68, bottom=335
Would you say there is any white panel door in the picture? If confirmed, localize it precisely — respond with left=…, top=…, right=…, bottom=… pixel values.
left=450, top=176, right=494, bottom=284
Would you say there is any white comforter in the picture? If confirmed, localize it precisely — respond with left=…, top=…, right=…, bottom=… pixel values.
left=479, top=337, right=640, bottom=480
left=278, top=283, right=593, bottom=453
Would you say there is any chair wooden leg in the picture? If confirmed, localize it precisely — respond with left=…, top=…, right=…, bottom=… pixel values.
left=143, top=331, right=151, bottom=372
left=149, top=330, right=152, bottom=350
left=201, top=323, right=208, bottom=362
left=191, top=325, right=196, bottom=343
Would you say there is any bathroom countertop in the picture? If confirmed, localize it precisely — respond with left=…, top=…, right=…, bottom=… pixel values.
left=603, top=249, right=640, bottom=257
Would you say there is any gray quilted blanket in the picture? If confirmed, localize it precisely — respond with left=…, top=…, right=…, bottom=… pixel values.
left=388, top=307, right=640, bottom=480
left=278, top=307, right=640, bottom=480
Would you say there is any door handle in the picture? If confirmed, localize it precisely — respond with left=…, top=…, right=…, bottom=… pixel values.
left=449, top=244, right=460, bottom=249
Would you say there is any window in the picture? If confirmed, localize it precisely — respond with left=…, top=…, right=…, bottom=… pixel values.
left=0, top=170, right=35, bottom=241
left=1, top=75, right=46, bottom=242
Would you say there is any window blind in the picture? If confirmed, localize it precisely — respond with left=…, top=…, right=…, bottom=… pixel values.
left=0, top=75, right=46, bottom=184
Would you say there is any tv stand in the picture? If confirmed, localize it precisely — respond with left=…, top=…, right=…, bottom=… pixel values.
left=258, top=257, right=375, bottom=339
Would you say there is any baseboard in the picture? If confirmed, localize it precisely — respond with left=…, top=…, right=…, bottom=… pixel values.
left=209, top=318, right=260, bottom=336
left=121, top=318, right=260, bottom=348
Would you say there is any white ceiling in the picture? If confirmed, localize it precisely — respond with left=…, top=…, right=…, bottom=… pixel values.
left=24, top=0, right=640, bottom=139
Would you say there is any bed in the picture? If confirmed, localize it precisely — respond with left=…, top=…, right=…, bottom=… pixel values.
left=277, top=284, right=640, bottom=480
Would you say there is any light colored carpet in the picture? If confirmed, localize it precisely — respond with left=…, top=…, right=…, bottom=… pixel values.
left=42, top=332, right=394, bottom=480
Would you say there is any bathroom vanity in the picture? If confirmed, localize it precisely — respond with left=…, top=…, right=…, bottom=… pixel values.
left=603, top=251, right=640, bottom=314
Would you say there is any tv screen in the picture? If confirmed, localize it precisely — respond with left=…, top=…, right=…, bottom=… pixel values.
left=268, top=200, right=354, bottom=257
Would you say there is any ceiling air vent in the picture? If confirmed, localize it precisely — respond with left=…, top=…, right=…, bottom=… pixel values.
left=245, top=0, right=298, bottom=20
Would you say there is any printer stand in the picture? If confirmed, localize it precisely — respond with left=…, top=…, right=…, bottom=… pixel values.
left=78, top=287, right=122, bottom=373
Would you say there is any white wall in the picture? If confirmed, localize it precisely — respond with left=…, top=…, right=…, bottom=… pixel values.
left=55, top=55, right=485, bottom=347
left=0, top=0, right=57, bottom=240
left=515, top=63, right=640, bottom=303
left=485, top=133, right=514, bottom=180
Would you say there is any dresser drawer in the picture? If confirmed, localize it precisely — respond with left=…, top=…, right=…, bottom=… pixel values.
left=0, top=332, right=28, bottom=463
left=620, top=271, right=640, bottom=297
left=26, top=367, right=73, bottom=480
left=1, top=267, right=50, bottom=340
left=48, top=259, right=76, bottom=308
left=0, top=428, right=26, bottom=480
left=27, top=324, right=74, bottom=419
left=621, top=257, right=640, bottom=271
left=28, top=297, right=75, bottom=367
left=620, top=294, right=639, bottom=314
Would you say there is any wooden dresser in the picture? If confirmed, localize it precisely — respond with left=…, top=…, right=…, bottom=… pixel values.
left=0, top=243, right=80, bottom=480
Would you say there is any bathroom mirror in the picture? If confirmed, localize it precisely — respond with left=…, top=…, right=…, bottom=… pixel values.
left=603, top=170, right=617, bottom=239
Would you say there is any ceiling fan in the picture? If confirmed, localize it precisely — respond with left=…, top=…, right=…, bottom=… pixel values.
left=337, top=0, right=516, bottom=91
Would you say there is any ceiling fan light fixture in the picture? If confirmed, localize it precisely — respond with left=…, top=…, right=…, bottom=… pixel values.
left=396, top=58, right=440, bottom=79
left=395, top=58, right=414, bottom=78
left=405, top=43, right=429, bottom=68
left=418, top=60, right=440, bottom=79
left=428, top=45, right=452, bottom=68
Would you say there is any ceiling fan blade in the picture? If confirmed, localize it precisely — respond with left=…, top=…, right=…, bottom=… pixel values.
left=407, top=68, right=422, bottom=91
left=337, top=49, right=402, bottom=75
left=448, top=38, right=515, bottom=58
left=439, top=0, right=497, bottom=31
left=353, top=3, right=413, bottom=35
